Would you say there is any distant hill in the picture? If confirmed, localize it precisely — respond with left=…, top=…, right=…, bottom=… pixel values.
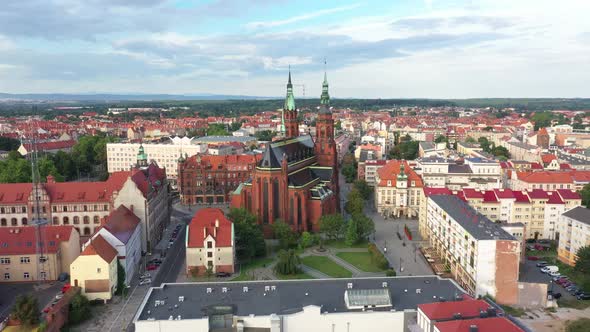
left=0, top=92, right=270, bottom=102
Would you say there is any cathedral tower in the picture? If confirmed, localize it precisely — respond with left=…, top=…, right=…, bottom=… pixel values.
left=283, top=69, right=299, bottom=138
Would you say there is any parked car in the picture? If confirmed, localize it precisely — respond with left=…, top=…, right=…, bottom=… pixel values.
left=139, top=272, right=151, bottom=279
left=541, top=266, right=558, bottom=273
left=139, top=278, right=152, bottom=286
left=551, top=292, right=562, bottom=299
left=146, top=264, right=158, bottom=271
left=577, top=293, right=590, bottom=300
left=549, top=271, right=561, bottom=277
left=527, top=256, right=539, bottom=261
left=55, top=294, right=64, bottom=300
left=566, top=285, right=578, bottom=292
left=61, top=283, right=71, bottom=294
left=149, top=259, right=162, bottom=265
left=216, top=272, right=231, bottom=278
left=57, top=272, right=69, bottom=282
left=562, top=281, right=574, bottom=288
left=526, top=239, right=536, bottom=243
left=536, top=261, right=548, bottom=267
left=554, top=276, right=568, bottom=282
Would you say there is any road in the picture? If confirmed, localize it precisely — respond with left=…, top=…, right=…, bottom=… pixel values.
left=0, top=282, right=63, bottom=321
left=338, top=169, right=432, bottom=276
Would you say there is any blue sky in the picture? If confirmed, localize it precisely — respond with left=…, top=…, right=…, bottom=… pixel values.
left=0, top=0, right=589, bottom=98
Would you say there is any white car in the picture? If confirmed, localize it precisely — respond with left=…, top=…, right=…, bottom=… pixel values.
left=139, top=272, right=151, bottom=279
left=548, top=271, right=561, bottom=277
left=139, top=278, right=152, bottom=286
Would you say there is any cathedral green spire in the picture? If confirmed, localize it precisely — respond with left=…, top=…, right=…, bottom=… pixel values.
left=284, top=67, right=296, bottom=111
left=320, top=60, right=330, bottom=106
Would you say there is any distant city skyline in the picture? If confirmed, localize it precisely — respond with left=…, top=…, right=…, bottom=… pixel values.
left=0, top=0, right=589, bottom=98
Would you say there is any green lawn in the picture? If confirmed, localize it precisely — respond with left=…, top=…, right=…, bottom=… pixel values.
left=336, top=252, right=386, bottom=272
left=324, top=240, right=368, bottom=249
left=301, top=256, right=353, bottom=278
left=277, top=272, right=315, bottom=280
left=566, top=318, right=590, bottom=332
left=231, top=257, right=275, bottom=281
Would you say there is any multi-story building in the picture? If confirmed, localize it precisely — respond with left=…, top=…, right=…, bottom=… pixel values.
left=363, top=159, right=387, bottom=186
left=425, top=195, right=520, bottom=304
left=334, top=133, right=351, bottom=163
left=90, top=205, right=141, bottom=284
left=133, top=276, right=467, bottom=332
left=374, top=160, right=423, bottom=218
left=424, top=188, right=581, bottom=240
left=434, top=317, right=524, bottom=332
left=231, top=70, right=339, bottom=232
left=0, top=226, right=80, bottom=282
left=556, top=207, right=590, bottom=266
left=70, top=234, right=118, bottom=302
left=106, top=137, right=207, bottom=182
left=416, top=157, right=501, bottom=191
left=113, top=153, right=170, bottom=252
left=178, top=154, right=260, bottom=205
left=185, top=208, right=234, bottom=275
left=417, top=297, right=496, bottom=332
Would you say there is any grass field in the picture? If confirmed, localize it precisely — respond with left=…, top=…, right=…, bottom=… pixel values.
left=301, top=256, right=353, bottom=278
left=336, top=252, right=386, bottom=273
left=324, top=240, right=368, bottom=249
left=277, top=272, right=315, bottom=280
left=231, top=257, right=275, bottom=281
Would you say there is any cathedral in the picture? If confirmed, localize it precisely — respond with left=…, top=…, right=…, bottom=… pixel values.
left=231, top=69, right=340, bottom=232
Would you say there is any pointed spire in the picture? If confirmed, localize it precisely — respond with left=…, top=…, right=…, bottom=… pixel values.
left=320, top=58, right=330, bottom=106
left=284, top=66, right=296, bottom=111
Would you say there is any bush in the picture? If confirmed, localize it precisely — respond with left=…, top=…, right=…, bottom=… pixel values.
left=11, top=294, right=39, bottom=327
left=69, top=294, right=91, bottom=325
left=386, top=269, right=396, bottom=277
left=368, top=243, right=389, bottom=270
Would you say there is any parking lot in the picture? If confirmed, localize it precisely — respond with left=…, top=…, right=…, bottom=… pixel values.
left=520, top=259, right=578, bottom=301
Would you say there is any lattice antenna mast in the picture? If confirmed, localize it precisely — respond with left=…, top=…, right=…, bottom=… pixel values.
left=31, top=126, right=49, bottom=283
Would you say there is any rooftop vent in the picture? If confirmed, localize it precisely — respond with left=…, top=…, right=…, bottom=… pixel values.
left=265, top=286, right=270, bottom=292
left=271, top=285, right=276, bottom=291
left=206, top=288, right=212, bottom=294
left=347, top=283, right=353, bottom=289
left=243, top=286, right=248, bottom=293
left=469, top=325, right=478, bottom=332
left=178, top=296, right=184, bottom=302
left=416, top=289, right=422, bottom=294
left=222, top=287, right=228, bottom=293
left=453, top=313, right=462, bottom=319
left=382, top=282, right=388, bottom=288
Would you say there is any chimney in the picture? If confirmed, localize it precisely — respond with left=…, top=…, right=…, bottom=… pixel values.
left=46, top=175, right=55, bottom=183
left=469, top=325, right=478, bottom=332
left=203, top=227, right=206, bottom=238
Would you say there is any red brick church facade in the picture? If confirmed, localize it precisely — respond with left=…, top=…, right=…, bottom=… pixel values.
left=231, top=70, right=339, bottom=232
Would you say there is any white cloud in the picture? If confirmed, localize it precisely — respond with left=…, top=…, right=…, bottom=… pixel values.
left=246, top=3, right=362, bottom=29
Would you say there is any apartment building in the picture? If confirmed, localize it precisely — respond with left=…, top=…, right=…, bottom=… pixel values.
left=0, top=226, right=80, bottom=282
left=374, top=160, right=423, bottom=218
left=425, top=195, right=520, bottom=304
left=70, top=235, right=118, bottom=301
left=363, top=159, right=387, bottom=186
left=185, top=208, right=234, bottom=275
left=556, top=207, right=590, bottom=266
left=133, top=277, right=467, bottom=332
left=511, top=170, right=590, bottom=191
left=416, top=157, right=501, bottom=191
left=106, top=138, right=207, bottom=181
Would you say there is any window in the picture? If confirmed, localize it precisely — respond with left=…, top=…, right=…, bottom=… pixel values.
left=73, top=216, right=80, bottom=224
left=52, top=206, right=57, bottom=213
left=40, top=271, right=47, bottom=280
left=207, top=241, right=213, bottom=249
left=3, top=273, right=9, bottom=280
left=103, top=205, right=108, bottom=211
left=94, top=216, right=100, bottom=224
left=97, top=268, right=101, bottom=273
left=11, top=218, right=17, bottom=226
left=63, top=206, right=68, bottom=212
left=53, top=217, right=59, bottom=225
left=22, top=207, right=26, bottom=213
left=39, top=256, right=48, bottom=263
left=207, top=252, right=213, bottom=258
left=20, top=257, right=30, bottom=264
left=83, top=205, right=88, bottom=212
left=23, top=272, right=30, bottom=279
left=0, top=258, right=10, bottom=264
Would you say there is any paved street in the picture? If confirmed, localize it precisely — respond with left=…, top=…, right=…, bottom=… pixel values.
left=338, top=169, right=432, bottom=277
left=0, top=282, right=63, bottom=321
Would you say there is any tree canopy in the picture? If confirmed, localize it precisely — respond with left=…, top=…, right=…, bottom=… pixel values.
left=274, top=249, right=300, bottom=275
left=353, top=180, right=372, bottom=201
left=228, top=208, right=266, bottom=261
left=388, top=138, right=419, bottom=160
left=345, top=189, right=365, bottom=215
left=206, top=123, right=229, bottom=136
left=254, top=130, right=277, bottom=141
left=319, top=214, right=345, bottom=241
left=575, top=245, right=590, bottom=274
left=11, top=294, right=39, bottom=326
left=578, top=183, right=590, bottom=208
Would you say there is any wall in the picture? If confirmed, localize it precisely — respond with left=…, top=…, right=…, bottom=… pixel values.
left=59, top=229, right=81, bottom=275
left=70, top=255, right=115, bottom=301
left=475, top=240, right=497, bottom=299
left=95, top=226, right=141, bottom=284
left=114, top=179, right=148, bottom=251
left=493, top=240, right=520, bottom=305
left=516, top=282, right=548, bottom=308
left=135, top=318, right=209, bottom=332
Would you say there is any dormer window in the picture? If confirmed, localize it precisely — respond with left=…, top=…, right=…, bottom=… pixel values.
left=387, top=180, right=391, bottom=186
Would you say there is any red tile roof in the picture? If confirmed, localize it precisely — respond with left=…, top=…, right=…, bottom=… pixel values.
left=434, top=317, right=524, bottom=332
left=516, top=171, right=573, bottom=184
left=463, top=188, right=484, bottom=199
left=528, top=189, right=549, bottom=200
left=22, top=140, right=76, bottom=152
left=546, top=192, right=565, bottom=204
left=513, top=191, right=531, bottom=203
left=102, top=205, right=140, bottom=244
left=0, top=226, right=74, bottom=255
left=423, top=187, right=453, bottom=197
left=493, top=189, right=515, bottom=199
left=187, top=208, right=233, bottom=248
left=556, top=189, right=581, bottom=200
left=377, top=160, right=423, bottom=187
left=418, top=299, right=491, bottom=321
left=541, top=154, right=556, bottom=164
left=82, top=234, right=117, bottom=263
left=0, top=183, right=33, bottom=204
left=482, top=191, right=498, bottom=203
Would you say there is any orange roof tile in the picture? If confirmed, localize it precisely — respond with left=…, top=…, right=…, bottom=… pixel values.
left=376, top=160, right=423, bottom=187
left=187, top=208, right=233, bottom=248
left=82, top=234, right=117, bottom=263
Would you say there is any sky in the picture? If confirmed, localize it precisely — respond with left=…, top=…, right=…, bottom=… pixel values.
left=0, top=0, right=589, bottom=98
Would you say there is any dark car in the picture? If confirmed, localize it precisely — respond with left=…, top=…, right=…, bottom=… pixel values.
left=215, top=272, right=231, bottom=278
left=551, top=292, right=562, bottom=299
left=527, top=256, right=539, bottom=261
left=58, top=272, right=69, bottom=282
left=577, top=293, right=590, bottom=300
left=536, top=261, right=548, bottom=267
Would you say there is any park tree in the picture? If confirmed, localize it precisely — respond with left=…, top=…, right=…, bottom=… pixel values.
left=465, top=136, right=477, bottom=144
left=345, top=189, right=364, bottom=215
left=352, top=213, right=375, bottom=241
left=207, top=123, right=229, bottom=136
left=299, top=231, right=315, bottom=249
left=69, top=294, right=91, bottom=325
left=353, top=180, right=372, bottom=201
left=274, top=249, right=300, bottom=275
left=575, top=245, right=590, bottom=274
left=578, top=183, right=590, bottom=208
left=319, top=214, right=345, bottom=240
left=434, top=135, right=448, bottom=143
left=115, top=260, right=126, bottom=295
left=342, top=164, right=357, bottom=183
left=254, top=130, right=277, bottom=141
left=345, top=218, right=359, bottom=245
left=0, top=136, right=20, bottom=151
left=272, top=220, right=298, bottom=249
left=228, top=208, right=266, bottom=261
left=11, top=295, right=39, bottom=326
